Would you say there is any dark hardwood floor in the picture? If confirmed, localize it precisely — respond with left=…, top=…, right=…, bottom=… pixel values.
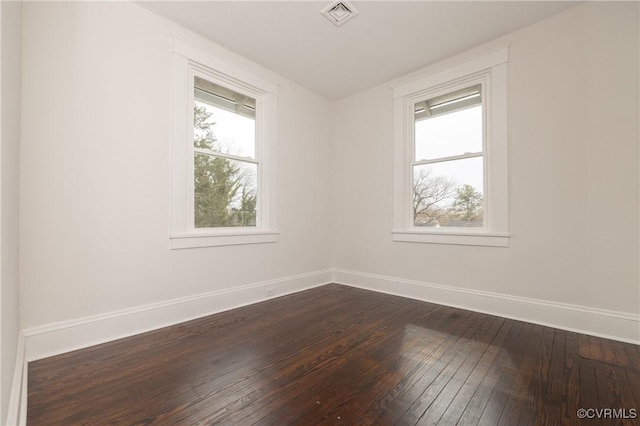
left=28, top=284, right=639, bottom=425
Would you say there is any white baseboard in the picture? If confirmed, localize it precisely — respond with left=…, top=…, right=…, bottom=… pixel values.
left=23, top=269, right=333, bottom=362
left=13, top=266, right=638, bottom=425
left=334, top=269, right=640, bottom=345
left=5, top=331, right=26, bottom=426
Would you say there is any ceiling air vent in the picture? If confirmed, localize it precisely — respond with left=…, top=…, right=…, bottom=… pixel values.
left=321, top=0, right=359, bottom=27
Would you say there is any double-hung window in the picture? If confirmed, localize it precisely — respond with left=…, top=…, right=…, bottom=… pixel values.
left=171, top=40, right=278, bottom=249
left=392, top=49, right=509, bottom=247
left=413, top=84, right=484, bottom=228
left=193, top=76, right=258, bottom=229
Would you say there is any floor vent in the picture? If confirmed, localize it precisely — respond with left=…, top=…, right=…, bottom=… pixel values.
left=321, top=0, right=359, bottom=27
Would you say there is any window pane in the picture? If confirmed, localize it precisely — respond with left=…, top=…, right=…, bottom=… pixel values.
left=194, top=154, right=257, bottom=228
left=415, top=104, right=482, bottom=161
left=413, top=157, right=483, bottom=228
left=194, top=77, right=256, bottom=159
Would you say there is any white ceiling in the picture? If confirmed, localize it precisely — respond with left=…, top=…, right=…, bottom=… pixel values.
left=140, top=1, right=578, bottom=100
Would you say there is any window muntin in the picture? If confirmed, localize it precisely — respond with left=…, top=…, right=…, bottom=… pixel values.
left=193, top=76, right=258, bottom=229
left=412, top=85, right=484, bottom=228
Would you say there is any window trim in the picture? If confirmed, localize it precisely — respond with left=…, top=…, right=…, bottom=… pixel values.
left=392, top=48, right=509, bottom=247
left=170, top=39, right=278, bottom=249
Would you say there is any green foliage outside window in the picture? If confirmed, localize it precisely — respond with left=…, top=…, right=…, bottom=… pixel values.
left=193, top=104, right=257, bottom=228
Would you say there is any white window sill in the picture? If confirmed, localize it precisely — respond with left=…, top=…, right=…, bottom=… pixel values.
left=392, top=229, right=509, bottom=247
left=170, top=230, right=278, bottom=249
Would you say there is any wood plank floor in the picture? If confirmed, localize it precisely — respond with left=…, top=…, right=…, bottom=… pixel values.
left=28, top=284, right=640, bottom=425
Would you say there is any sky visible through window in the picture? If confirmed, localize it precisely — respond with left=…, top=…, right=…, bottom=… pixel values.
left=413, top=104, right=484, bottom=227
left=415, top=105, right=483, bottom=194
left=197, top=101, right=256, bottom=159
left=193, top=97, right=258, bottom=228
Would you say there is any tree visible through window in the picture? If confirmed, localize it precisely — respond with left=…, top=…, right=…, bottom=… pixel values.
left=413, top=85, right=484, bottom=228
left=193, top=77, right=258, bottom=228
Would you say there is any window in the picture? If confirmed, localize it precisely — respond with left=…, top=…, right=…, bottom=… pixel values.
left=392, top=49, right=509, bottom=247
left=171, top=40, right=278, bottom=249
left=413, top=84, right=484, bottom=228
left=193, top=77, right=258, bottom=228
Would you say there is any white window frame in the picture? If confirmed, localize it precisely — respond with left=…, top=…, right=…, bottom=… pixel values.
left=392, top=49, right=509, bottom=247
left=170, top=39, right=278, bottom=249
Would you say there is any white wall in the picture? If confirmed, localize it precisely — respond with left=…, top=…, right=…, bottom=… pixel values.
left=15, top=0, right=640, bottom=360
left=1, top=0, right=22, bottom=422
left=19, top=2, right=332, bottom=330
left=332, top=3, right=639, bottom=318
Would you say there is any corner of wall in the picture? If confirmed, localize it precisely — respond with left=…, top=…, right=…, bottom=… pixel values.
left=1, top=0, right=23, bottom=424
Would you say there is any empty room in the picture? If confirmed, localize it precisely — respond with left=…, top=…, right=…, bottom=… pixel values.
left=1, top=0, right=639, bottom=424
